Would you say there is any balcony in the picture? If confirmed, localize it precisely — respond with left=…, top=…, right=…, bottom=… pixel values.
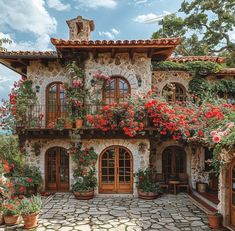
left=15, top=104, right=154, bottom=139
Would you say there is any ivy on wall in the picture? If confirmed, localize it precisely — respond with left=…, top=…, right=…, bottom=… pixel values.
left=152, top=61, right=224, bottom=76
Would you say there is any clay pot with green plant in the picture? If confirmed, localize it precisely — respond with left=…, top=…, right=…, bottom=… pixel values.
left=2, top=199, right=21, bottom=226
left=20, top=195, right=42, bottom=229
left=135, top=167, right=161, bottom=200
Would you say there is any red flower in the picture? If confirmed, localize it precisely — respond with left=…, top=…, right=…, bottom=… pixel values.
left=19, top=186, right=24, bottom=192
left=27, top=178, right=33, bottom=183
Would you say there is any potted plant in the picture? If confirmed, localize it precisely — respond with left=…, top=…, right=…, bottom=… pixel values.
left=72, top=168, right=97, bottom=200
left=135, top=167, right=161, bottom=200
left=20, top=195, right=42, bottom=229
left=69, top=143, right=98, bottom=199
left=2, top=198, right=21, bottom=225
left=208, top=212, right=222, bottom=229
left=64, top=117, right=73, bottom=129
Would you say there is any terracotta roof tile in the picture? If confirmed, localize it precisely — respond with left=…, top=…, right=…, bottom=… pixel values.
left=168, top=56, right=225, bottom=64
left=0, top=51, right=58, bottom=58
left=51, top=38, right=181, bottom=47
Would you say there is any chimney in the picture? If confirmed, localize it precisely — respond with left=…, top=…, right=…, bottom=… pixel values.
left=66, top=16, right=95, bottom=41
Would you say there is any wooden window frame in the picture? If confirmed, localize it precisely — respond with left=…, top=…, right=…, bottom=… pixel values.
left=162, top=82, right=186, bottom=103
left=102, top=76, right=131, bottom=104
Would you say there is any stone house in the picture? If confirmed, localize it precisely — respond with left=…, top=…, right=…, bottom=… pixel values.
left=0, top=16, right=235, bottom=229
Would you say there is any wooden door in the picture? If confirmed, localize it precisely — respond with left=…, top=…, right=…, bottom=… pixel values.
left=45, top=147, right=69, bottom=191
left=162, top=146, right=186, bottom=180
left=99, top=146, right=133, bottom=193
left=46, top=82, right=66, bottom=127
left=231, top=162, right=235, bottom=227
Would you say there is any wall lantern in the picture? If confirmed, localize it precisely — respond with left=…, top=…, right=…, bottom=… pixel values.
left=138, top=79, right=142, bottom=87
left=90, top=79, right=96, bottom=87
left=35, top=85, right=40, bottom=93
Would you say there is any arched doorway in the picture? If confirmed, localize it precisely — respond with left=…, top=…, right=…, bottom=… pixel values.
left=99, top=146, right=133, bottom=193
left=46, top=82, right=66, bottom=127
left=230, top=161, right=235, bottom=227
left=45, top=147, right=69, bottom=191
left=162, top=146, right=186, bottom=180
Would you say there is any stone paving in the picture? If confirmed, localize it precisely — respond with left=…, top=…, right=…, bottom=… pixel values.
left=0, top=193, right=227, bottom=231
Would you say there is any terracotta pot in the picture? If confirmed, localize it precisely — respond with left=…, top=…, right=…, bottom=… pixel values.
left=208, top=213, right=222, bottom=229
left=22, top=212, right=39, bottom=229
left=75, top=119, right=83, bottom=128
left=4, top=214, right=20, bottom=226
left=64, top=122, right=73, bottom=129
left=197, top=182, right=207, bottom=193
left=0, top=211, right=4, bottom=225
left=138, top=189, right=158, bottom=200
left=73, top=190, right=94, bottom=200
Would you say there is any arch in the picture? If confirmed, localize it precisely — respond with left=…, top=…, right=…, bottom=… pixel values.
left=45, top=146, right=69, bottom=191
left=46, top=81, right=66, bottom=127
left=162, top=82, right=186, bottom=102
left=162, top=145, right=186, bottom=180
left=99, top=145, right=133, bottom=193
left=102, top=76, right=131, bottom=104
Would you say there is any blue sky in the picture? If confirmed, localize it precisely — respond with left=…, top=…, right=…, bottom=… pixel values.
left=0, top=0, right=183, bottom=101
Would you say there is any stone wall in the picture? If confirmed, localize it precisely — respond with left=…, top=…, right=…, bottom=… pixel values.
left=84, top=53, right=152, bottom=102
left=152, top=70, right=192, bottom=95
left=26, top=138, right=150, bottom=195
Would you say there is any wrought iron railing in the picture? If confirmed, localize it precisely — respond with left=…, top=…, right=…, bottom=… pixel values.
left=16, top=104, right=123, bottom=129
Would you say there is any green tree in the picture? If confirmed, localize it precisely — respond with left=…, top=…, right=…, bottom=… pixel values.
left=0, top=38, right=11, bottom=51
left=152, top=0, right=235, bottom=66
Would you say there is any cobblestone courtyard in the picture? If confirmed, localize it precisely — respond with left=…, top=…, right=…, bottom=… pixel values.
left=1, top=193, right=227, bottom=231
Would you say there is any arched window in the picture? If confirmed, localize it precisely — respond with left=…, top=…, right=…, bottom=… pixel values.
left=46, top=82, right=66, bottom=126
left=162, top=83, right=186, bottom=103
left=103, top=77, right=130, bottom=104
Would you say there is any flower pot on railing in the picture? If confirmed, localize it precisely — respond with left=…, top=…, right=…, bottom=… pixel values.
left=65, top=122, right=73, bottom=129
left=75, top=119, right=83, bottom=128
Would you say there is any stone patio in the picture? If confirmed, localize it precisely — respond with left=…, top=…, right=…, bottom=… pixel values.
left=0, top=193, right=228, bottom=231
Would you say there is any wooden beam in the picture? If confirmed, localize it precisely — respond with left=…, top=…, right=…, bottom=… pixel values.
left=129, top=49, right=134, bottom=59
left=93, top=49, right=98, bottom=60
left=111, top=48, right=115, bottom=59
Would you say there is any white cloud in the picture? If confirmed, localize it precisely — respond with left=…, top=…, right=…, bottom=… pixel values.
left=133, top=11, right=171, bottom=24
left=0, top=0, right=57, bottom=39
left=99, top=28, right=120, bottom=39
left=0, top=65, right=20, bottom=101
left=47, top=0, right=71, bottom=11
left=0, top=33, right=52, bottom=51
left=75, top=0, right=117, bottom=9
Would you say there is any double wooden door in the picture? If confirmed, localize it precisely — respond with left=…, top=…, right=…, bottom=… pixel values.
left=230, top=162, right=235, bottom=227
left=99, top=146, right=133, bottom=193
left=45, top=147, right=69, bottom=191
left=162, top=146, right=186, bottom=179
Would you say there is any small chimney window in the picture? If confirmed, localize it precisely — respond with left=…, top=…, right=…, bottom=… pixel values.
left=76, top=22, right=83, bottom=35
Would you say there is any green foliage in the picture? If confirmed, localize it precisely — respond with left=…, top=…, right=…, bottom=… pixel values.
left=0, top=136, right=26, bottom=173
left=72, top=168, right=97, bottom=192
left=153, top=61, right=223, bottom=76
left=2, top=199, right=21, bottom=216
left=152, top=61, right=189, bottom=71
left=135, top=168, right=160, bottom=193
left=211, top=79, right=235, bottom=94
left=20, top=195, right=42, bottom=215
left=151, top=0, right=235, bottom=65
left=0, top=38, right=11, bottom=51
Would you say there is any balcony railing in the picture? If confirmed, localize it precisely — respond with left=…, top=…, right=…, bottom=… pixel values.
left=16, top=104, right=125, bottom=129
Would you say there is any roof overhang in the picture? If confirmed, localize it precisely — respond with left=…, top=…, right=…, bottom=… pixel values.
left=0, top=51, right=58, bottom=76
left=51, top=38, right=181, bottom=61
left=168, top=56, right=226, bottom=64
